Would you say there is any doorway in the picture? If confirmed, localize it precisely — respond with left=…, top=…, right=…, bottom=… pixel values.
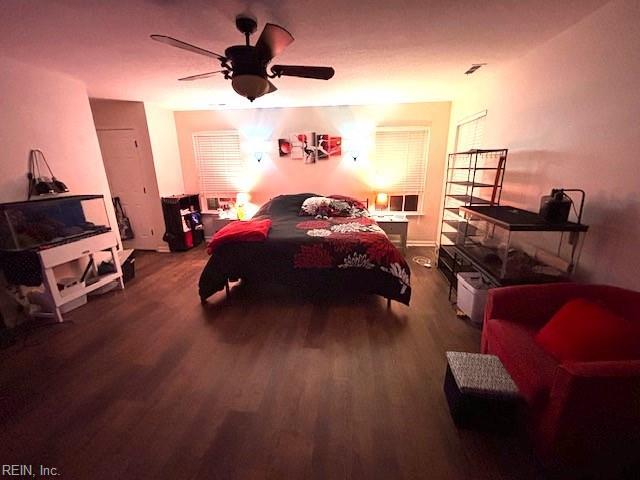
left=97, top=128, right=158, bottom=250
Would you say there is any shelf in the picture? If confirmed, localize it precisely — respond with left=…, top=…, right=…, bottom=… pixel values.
left=448, top=181, right=496, bottom=188
left=459, top=205, right=589, bottom=232
left=451, top=149, right=509, bottom=155
left=448, top=166, right=503, bottom=171
left=60, top=273, right=121, bottom=304
left=453, top=244, right=567, bottom=287
left=442, top=220, right=480, bottom=235
left=437, top=246, right=478, bottom=285
left=445, top=207, right=462, bottom=215
left=446, top=195, right=493, bottom=205
left=441, top=232, right=458, bottom=242
left=440, top=148, right=509, bottom=296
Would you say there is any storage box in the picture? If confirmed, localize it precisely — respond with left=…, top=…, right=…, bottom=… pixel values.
left=456, top=272, right=490, bottom=324
left=118, top=249, right=135, bottom=284
left=444, top=351, right=521, bottom=431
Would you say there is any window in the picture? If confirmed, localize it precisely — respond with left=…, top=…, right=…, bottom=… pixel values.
left=454, top=110, right=486, bottom=152
left=374, top=127, right=429, bottom=213
left=192, top=131, right=243, bottom=209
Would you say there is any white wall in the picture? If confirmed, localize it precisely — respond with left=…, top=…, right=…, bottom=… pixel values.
left=0, top=56, right=120, bottom=246
left=174, top=102, right=452, bottom=243
left=144, top=103, right=184, bottom=197
left=449, top=0, right=640, bottom=290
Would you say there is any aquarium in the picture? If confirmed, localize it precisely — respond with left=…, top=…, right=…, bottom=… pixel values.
left=456, top=205, right=588, bottom=284
left=0, top=195, right=111, bottom=251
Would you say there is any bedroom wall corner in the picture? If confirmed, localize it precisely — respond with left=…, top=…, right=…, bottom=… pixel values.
left=144, top=103, right=185, bottom=197
left=0, top=55, right=120, bottom=248
left=447, top=0, right=640, bottom=290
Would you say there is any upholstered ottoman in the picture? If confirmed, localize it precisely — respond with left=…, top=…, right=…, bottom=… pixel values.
left=444, top=351, right=521, bottom=430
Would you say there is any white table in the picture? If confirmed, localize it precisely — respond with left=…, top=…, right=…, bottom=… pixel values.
left=38, top=231, right=124, bottom=322
left=372, top=214, right=409, bottom=252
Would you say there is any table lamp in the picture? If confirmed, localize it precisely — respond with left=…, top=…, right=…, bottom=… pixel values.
left=375, top=192, right=389, bottom=211
left=236, top=192, right=250, bottom=220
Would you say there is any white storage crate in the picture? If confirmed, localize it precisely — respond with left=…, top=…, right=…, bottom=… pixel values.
left=456, top=272, right=490, bottom=324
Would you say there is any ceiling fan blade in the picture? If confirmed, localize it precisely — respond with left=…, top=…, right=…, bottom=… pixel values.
left=178, top=71, right=225, bottom=81
left=271, top=65, right=335, bottom=80
left=150, top=34, right=225, bottom=61
left=266, top=79, right=278, bottom=94
left=255, top=23, right=294, bottom=60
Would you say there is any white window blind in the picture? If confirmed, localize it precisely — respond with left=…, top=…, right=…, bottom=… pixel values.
left=455, top=112, right=486, bottom=152
left=374, top=127, right=429, bottom=194
left=192, top=131, right=243, bottom=196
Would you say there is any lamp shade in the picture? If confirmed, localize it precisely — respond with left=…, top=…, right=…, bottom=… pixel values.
left=375, top=192, right=388, bottom=210
left=231, top=75, right=270, bottom=102
left=236, top=192, right=250, bottom=205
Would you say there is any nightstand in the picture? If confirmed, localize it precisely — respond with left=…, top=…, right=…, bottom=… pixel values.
left=372, top=214, right=409, bottom=252
left=202, top=215, right=234, bottom=240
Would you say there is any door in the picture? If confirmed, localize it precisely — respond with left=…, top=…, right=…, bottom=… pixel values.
left=97, top=129, right=158, bottom=250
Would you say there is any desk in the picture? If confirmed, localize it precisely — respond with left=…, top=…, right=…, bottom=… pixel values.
left=39, top=231, right=124, bottom=322
left=372, top=215, right=409, bottom=252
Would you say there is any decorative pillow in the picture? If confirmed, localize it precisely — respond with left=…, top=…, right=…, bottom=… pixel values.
left=328, top=195, right=367, bottom=211
left=328, top=194, right=369, bottom=217
left=535, top=298, right=640, bottom=362
left=299, top=196, right=331, bottom=216
left=299, top=196, right=355, bottom=218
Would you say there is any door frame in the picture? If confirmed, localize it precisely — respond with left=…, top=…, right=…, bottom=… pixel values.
left=97, top=128, right=160, bottom=251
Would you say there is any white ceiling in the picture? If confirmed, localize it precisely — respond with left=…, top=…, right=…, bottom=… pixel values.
left=1, top=0, right=607, bottom=110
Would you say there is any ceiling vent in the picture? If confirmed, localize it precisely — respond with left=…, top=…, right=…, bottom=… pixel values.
left=464, top=63, right=486, bottom=75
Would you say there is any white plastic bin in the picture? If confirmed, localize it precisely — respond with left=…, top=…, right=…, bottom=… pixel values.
left=456, top=272, right=490, bottom=324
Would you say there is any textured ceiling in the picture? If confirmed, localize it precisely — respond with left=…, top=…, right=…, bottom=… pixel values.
left=1, top=0, right=607, bottom=110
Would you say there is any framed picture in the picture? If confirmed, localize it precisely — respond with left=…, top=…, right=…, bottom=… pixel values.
left=316, top=134, right=329, bottom=160
left=278, top=138, right=292, bottom=157
left=283, top=132, right=343, bottom=163
left=327, top=136, right=342, bottom=156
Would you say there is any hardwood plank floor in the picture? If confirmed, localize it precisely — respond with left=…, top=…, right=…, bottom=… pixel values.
left=0, top=247, right=541, bottom=479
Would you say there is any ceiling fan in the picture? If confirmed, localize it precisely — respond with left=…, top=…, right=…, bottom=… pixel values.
left=151, top=15, right=335, bottom=102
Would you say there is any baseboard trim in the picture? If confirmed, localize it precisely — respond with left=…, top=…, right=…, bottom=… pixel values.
left=156, top=245, right=171, bottom=253
left=407, top=240, right=436, bottom=247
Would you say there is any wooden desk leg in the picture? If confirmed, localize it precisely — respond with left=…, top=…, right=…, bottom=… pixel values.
left=110, top=246, right=125, bottom=290
left=41, top=266, right=64, bottom=322
left=401, top=228, right=407, bottom=253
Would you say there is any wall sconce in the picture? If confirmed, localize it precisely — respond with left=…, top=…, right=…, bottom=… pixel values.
left=349, top=150, right=359, bottom=162
left=254, top=151, right=264, bottom=162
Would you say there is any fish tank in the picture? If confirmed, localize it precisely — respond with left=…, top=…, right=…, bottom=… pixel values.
left=0, top=195, right=111, bottom=251
left=456, top=205, right=588, bottom=285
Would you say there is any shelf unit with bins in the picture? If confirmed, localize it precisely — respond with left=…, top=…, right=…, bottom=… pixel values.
left=161, top=194, right=205, bottom=252
left=436, top=149, right=508, bottom=296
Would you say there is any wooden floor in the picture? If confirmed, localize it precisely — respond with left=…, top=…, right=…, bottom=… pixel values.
left=0, top=247, right=541, bottom=479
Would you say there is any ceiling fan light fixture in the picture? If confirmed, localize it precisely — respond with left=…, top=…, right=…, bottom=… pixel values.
left=152, top=16, right=335, bottom=102
left=231, top=74, right=270, bottom=102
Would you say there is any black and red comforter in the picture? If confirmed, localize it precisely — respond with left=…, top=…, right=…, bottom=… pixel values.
left=198, top=193, right=411, bottom=304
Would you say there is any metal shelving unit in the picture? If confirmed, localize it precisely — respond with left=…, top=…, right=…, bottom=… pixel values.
left=436, top=149, right=508, bottom=297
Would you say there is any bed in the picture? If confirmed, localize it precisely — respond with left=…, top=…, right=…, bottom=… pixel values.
left=198, top=193, right=411, bottom=305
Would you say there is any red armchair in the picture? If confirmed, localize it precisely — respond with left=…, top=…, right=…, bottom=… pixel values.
left=482, top=283, right=640, bottom=474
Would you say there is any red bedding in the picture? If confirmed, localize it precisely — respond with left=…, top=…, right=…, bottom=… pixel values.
left=199, top=194, right=412, bottom=305
left=206, top=219, right=272, bottom=255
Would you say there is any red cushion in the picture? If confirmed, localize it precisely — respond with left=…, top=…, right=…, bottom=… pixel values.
left=485, top=318, right=558, bottom=407
left=535, top=298, right=640, bottom=362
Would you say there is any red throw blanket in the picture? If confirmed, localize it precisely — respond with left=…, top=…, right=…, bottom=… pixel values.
left=206, top=219, right=272, bottom=255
